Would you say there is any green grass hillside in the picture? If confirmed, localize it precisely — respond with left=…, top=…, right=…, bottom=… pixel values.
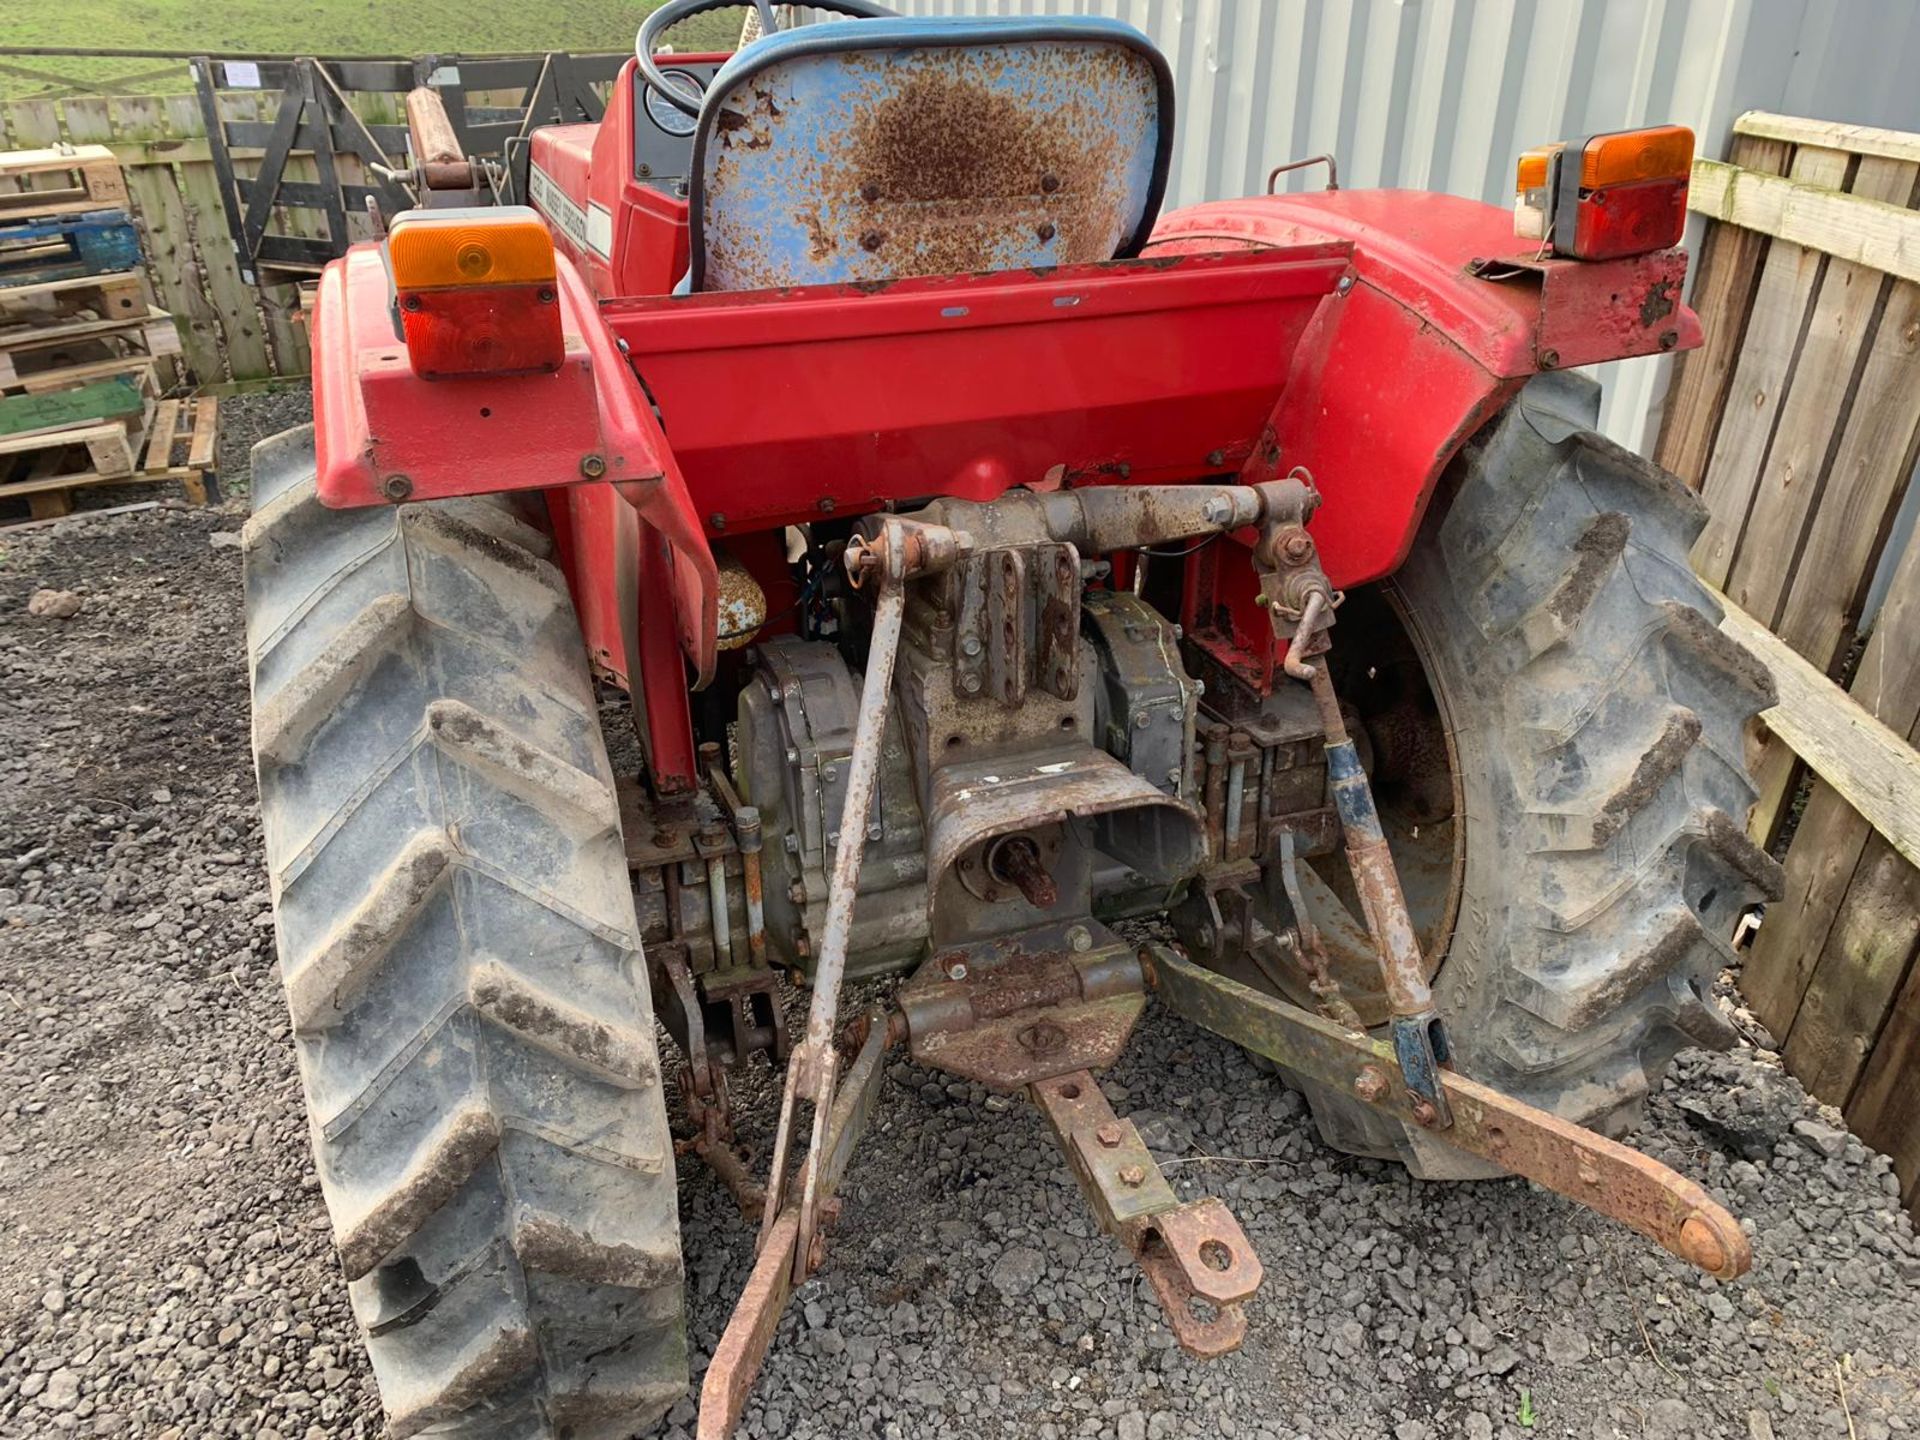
left=0, top=0, right=742, bottom=98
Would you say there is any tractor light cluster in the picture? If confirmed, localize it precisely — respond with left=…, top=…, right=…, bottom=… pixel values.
left=1514, top=124, right=1693, bottom=260
left=387, top=206, right=566, bottom=379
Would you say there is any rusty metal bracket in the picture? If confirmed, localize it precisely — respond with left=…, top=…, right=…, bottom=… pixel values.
left=683, top=1066, right=766, bottom=1223
left=698, top=1010, right=892, bottom=1440
left=1136, top=1198, right=1264, bottom=1357
left=657, top=941, right=773, bottom=1222
left=1464, top=246, right=1693, bottom=370
left=899, top=919, right=1148, bottom=1091
left=1031, top=1070, right=1264, bottom=1356
left=1272, top=829, right=1365, bottom=1031
left=1146, top=948, right=1751, bottom=1280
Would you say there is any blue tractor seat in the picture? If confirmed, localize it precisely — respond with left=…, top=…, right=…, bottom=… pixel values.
left=686, top=16, right=1175, bottom=292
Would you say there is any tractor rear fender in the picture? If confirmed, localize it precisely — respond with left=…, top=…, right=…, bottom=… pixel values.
left=1153, top=190, right=1701, bottom=585
left=308, top=243, right=721, bottom=722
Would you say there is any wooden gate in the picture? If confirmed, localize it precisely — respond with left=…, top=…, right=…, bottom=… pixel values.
left=193, top=53, right=623, bottom=284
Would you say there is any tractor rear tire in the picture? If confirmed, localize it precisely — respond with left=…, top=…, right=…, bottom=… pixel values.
left=242, top=428, right=687, bottom=1438
left=1296, top=373, right=1784, bottom=1179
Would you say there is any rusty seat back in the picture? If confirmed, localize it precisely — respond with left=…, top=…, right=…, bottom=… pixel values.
left=686, top=16, right=1174, bottom=292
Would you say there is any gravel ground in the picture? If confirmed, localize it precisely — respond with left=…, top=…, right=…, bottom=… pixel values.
left=1, top=390, right=1916, bottom=1440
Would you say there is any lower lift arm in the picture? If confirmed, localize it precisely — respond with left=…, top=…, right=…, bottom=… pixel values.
left=1243, top=517, right=1747, bottom=1278
left=1146, top=948, right=1749, bottom=1279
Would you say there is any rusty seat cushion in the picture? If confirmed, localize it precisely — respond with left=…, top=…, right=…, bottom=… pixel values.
left=687, top=16, right=1174, bottom=292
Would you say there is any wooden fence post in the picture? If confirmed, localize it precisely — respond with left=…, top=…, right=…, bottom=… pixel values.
left=1656, top=134, right=1790, bottom=490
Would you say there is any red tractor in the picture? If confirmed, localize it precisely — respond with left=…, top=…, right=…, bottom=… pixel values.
left=242, top=6, right=1776, bottom=1436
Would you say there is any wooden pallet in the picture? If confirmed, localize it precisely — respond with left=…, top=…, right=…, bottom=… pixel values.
left=0, top=309, right=178, bottom=389
left=0, top=392, right=216, bottom=523
left=0, top=146, right=130, bottom=222
left=0, top=354, right=158, bottom=397
left=0, top=271, right=146, bottom=325
left=0, top=374, right=149, bottom=442
left=0, top=210, right=143, bottom=290
left=0, top=370, right=153, bottom=479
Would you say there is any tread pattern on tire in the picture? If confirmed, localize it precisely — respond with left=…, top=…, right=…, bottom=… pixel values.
left=243, top=427, right=687, bottom=1439
left=1300, top=374, right=1783, bottom=1178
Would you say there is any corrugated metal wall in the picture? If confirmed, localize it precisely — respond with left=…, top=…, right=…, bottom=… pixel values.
left=888, top=0, right=1920, bottom=452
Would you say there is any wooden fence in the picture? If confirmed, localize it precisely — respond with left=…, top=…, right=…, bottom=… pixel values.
left=1658, top=110, right=1920, bottom=1219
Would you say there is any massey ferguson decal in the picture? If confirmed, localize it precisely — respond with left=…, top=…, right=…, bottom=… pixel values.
left=529, top=163, right=603, bottom=258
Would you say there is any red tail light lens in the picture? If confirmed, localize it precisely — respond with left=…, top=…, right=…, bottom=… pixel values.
left=1569, top=175, right=1691, bottom=260
left=397, top=285, right=564, bottom=380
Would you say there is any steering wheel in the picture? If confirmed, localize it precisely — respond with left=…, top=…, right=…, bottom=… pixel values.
left=636, top=0, right=899, bottom=118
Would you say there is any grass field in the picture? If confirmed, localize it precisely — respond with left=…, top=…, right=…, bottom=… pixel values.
left=0, top=0, right=743, bottom=98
